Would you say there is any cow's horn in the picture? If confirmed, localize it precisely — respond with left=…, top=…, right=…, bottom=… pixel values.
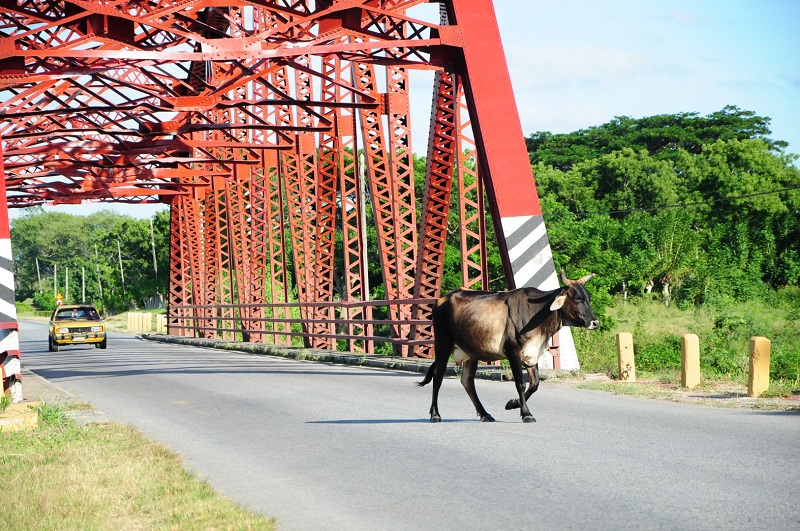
left=577, top=273, right=596, bottom=285
left=560, top=269, right=574, bottom=286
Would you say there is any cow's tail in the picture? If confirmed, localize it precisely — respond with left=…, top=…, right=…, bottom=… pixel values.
left=416, top=362, right=436, bottom=387
left=417, top=293, right=449, bottom=388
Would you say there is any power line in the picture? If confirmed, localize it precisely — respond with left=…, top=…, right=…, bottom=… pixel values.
left=542, top=185, right=800, bottom=219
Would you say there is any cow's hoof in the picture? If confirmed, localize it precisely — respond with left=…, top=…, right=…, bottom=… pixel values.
left=505, top=399, right=519, bottom=410
left=430, top=416, right=442, bottom=423
left=522, top=415, right=536, bottom=423
left=480, top=414, right=496, bottom=422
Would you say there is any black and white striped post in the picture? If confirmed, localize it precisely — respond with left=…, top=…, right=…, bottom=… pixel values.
left=0, top=140, right=21, bottom=402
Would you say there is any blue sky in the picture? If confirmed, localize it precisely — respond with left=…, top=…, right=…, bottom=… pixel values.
left=496, top=0, right=799, bottom=153
left=17, top=0, right=799, bottom=220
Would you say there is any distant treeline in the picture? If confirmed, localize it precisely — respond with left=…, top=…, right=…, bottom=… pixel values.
left=11, top=209, right=170, bottom=313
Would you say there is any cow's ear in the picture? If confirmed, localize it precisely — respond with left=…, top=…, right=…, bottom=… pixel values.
left=550, top=294, right=566, bottom=311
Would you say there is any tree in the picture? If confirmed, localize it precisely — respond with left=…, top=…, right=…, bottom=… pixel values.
left=527, top=106, right=787, bottom=171
left=11, top=208, right=169, bottom=312
left=530, top=107, right=799, bottom=307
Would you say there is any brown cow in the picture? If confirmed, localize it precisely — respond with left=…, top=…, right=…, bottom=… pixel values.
left=418, top=271, right=599, bottom=423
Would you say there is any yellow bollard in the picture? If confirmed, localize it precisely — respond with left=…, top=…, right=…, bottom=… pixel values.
left=156, top=314, right=167, bottom=333
left=748, top=337, right=771, bottom=398
left=616, top=332, right=636, bottom=382
left=681, top=334, right=700, bottom=389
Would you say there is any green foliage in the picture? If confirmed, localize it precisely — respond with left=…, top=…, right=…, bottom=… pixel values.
left=636, top=334, right=682, bottom=372
left=32, top=290, right=56, bottom=311
left=531, top=107, right=799, bottom=310
left=583, top=294, right=799, bottom=388
left=527, top=105, right=785, bottom=170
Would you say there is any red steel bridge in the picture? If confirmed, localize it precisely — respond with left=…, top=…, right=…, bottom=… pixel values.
left=0, top=1, right=579, bottom=395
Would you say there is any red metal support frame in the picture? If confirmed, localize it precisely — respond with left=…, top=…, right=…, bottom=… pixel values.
left=409, top=68, right=458, bottom=357
left=455, top=82, right=489, bottom=291
left=1, top=1, right=573, bottom=366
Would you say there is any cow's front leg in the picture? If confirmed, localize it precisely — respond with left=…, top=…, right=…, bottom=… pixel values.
left=506, top=349, right=535, bottom=423
left=460, top=359, right=494, bottom=422
left=505, top=364, right=540, bottom=411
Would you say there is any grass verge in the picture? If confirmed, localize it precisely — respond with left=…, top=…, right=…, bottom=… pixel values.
left=0, top=403, right=275, bottom=530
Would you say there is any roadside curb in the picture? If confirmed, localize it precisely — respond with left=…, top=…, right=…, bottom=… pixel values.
left=140, top=333, right=558, bottom=382
left=12, top=369, right=112, bottom=427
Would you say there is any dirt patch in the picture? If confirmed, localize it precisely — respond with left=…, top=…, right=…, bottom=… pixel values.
left=547, top=373, right=800, bottom=412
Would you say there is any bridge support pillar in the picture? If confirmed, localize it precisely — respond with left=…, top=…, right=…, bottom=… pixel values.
left=451, top=0, right=579, bottom=369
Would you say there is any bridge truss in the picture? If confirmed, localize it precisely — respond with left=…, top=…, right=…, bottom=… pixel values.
left=0, top=0, right=573, bottom=364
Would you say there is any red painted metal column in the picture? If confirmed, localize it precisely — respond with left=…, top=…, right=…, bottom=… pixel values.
left=410, top=68, right=459, bottom=357
left=0, top=140, right=22, bottom=402
left=455, top=81, right=489, bottom=291
left=448, top=0, right=579, bottom=369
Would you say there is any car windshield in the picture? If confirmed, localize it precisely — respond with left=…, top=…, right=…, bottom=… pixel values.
left=56, top=308, right=100, bottom=321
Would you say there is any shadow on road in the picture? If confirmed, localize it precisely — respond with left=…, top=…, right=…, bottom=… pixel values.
left=307, top=418, right=489, bottom=424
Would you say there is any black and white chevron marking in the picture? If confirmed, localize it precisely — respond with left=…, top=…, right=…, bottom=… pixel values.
left=0, top=239, right=16, bottom=325
left=501, top=215, right=580, bottom=370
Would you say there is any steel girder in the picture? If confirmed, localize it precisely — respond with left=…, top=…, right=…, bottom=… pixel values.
left=1, top=1, right=568, bottom=362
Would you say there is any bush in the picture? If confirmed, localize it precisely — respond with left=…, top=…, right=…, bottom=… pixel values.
left=636, top=334, right=682, bottom=371
left=32, top=291, right=56, bottom=311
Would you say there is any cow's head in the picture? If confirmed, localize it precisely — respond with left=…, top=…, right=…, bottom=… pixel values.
left=550, top=270, right=600, bottom=330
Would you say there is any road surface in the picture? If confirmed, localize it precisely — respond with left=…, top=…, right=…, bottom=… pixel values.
left=18, top=320, right=800, bottom=530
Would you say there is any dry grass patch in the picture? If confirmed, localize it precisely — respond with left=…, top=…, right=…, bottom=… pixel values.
left=1, top=404, right=274, bottom=530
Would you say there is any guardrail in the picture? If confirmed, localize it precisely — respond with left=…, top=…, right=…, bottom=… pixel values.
left=167, top=299, right=438, bottom=358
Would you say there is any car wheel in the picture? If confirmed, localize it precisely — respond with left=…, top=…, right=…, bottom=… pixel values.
left=96, top=337, right=107, bottom=349
left=48, top=335, right=59, bottom=352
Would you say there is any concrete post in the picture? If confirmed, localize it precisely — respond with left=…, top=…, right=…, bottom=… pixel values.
left=616, top=332, right=636, bottom=382
left=681, top=334, right=700, bottom=389
left=748, top=337, right=771, bottom=398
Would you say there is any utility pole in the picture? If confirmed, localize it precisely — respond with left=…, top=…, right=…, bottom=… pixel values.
left=65, top=266, right=69, bottom=303
left=53, top=263, right=57, bottom=298
left=95, top=244, right=103, bottom=305
left=35, top=256, right=42, bottom=292
left=117, top=239, right=126, bottom=301
left=82, top=266, right=85, bottom=303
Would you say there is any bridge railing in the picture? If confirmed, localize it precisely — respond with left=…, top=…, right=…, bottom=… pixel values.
left=167, top=298, right=438, bottom=358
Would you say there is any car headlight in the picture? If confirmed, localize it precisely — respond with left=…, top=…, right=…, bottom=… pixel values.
left=91, top=326, right=104, bottom=333
left=58, top=327, right=69, bottom=334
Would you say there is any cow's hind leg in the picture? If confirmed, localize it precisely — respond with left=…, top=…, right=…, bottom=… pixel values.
left=460, top=359, right=494, bottom=422
left=418, top=332, right=452, bottom=423
left=505, top=364, right=540, bottom=410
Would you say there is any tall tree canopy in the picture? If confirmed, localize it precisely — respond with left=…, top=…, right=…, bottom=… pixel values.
left=527, top=105, right=788, bottom=171
left=530, top=107, right=800, bottom=306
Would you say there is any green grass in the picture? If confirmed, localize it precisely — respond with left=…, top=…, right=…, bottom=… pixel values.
left=0, top=403, right=275, bottom=530
left=573, top=293, right=800, bottom=396
left=575, top=381, right=673, bottom=399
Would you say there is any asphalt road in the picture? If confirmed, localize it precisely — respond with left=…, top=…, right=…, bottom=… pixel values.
left=18, top=320, right=800, bottom=530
